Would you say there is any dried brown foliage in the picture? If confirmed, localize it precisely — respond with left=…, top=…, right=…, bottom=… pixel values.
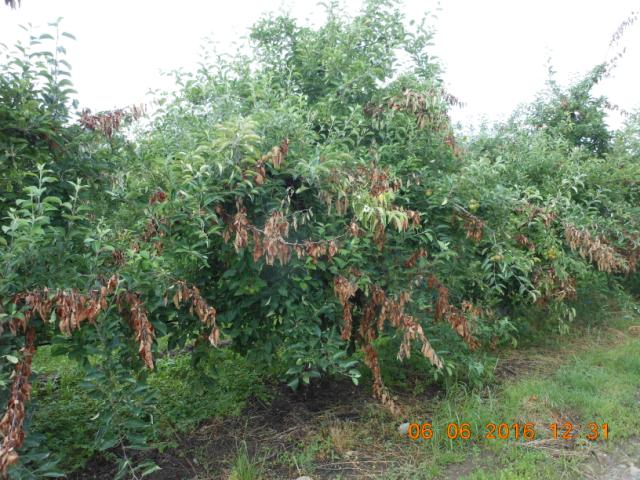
left=4, top=276, right=119, bottom=339
left=252, top=230, right=264, bottom=262
left=362, top=343, right=401, bottom=415
left=333, top=276, right=357, bottom=341
left=446, top=308, right=480, bottom=349
left=558, top=276, right=578, bottom=301
left=262, top=211, right=291, bottom=266
left=148, top=190, right=167, bottom=205
left=220, top=205, right=345, bottom=265
left=428, top=275, right=448, bottom=320
left=348, top=221, right=362, bottom=237
left=259, top=138, right=289, bottom=169
left=327, top=240, right=339, bottom=260
left=0, top=329, right=35, bottom=478
left=303, top=241, right=326, bottom=264
left=327, top=165, right=400, bottom=201
left=406, top=209, right=421, bottom=228
left=515, top=203, right=557, bottom=228
left=365, top=87, right=461, bottom=138
left=515, top=233, right=536, bottom=252
left=610, top=10, right=638, bottom=47
left=140, top=217, right=167, bottom=243
left=3, top=276, right=117, bottom=337
left=428, top=275, right=480, bottom=350
left=118, top=293, right=155, bottom=369
left=171, top=281, right=220, bottom=347
left=128, top=209, right=171, bottom=257
left=564, top=224, right=633, bottom=273
left=398, top=315, right=443, bottom=368
left=333, top=279, right=445, bottom=414
left=79, top=104, right=145, bottom=139
left=373, top=221, right=386, bottom=250
left=0, top=276, right=220, bottom=471
left=247, top=140, right=287, bottom=185
left=111, top=249, right=126, bottom=266
left=463, top=216, right=484, bottom=242
left=404, top=248, right=427, bottom=268
left=388, top=89, right=448, bottom=130
left=453, top=206, right=485, bottom=242
left=444, top=133, right=463, bottom=156
left=223, top=207, right=250, bottom=252
left=532, top=268, right=577, bottom=305
left=56, top=288, right=107, bottom=335
left=253, top=160, right=266, bottom=185
left=368, top=167, right=392, bottom=196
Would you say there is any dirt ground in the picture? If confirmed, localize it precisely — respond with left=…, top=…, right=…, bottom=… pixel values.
left=70, top=378, right=388, bottom=480
left=70, top=326, right=639, bottom=480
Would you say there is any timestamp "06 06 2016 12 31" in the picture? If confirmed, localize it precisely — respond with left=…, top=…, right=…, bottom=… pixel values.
left=405, top=421, right=609, bottom=442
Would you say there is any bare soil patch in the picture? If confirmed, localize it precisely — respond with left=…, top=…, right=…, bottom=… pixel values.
left=70, top=378, right=386, bottom=479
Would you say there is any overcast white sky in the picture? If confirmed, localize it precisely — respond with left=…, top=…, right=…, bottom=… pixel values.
left=1, top=0, right=638, bottom=128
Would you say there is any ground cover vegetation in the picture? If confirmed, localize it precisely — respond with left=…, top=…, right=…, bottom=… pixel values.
left=0, top=1, right=638, bottom=478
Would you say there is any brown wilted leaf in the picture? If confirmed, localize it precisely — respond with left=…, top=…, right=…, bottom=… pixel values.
left=463, top=216, right=484, bottom=242
left=333, top=276, right=357, bottom=341
left=515, top=233, right=536, bottom=251
left=362, top=342, right=402, bottom=416
left=564, top=224, right=631, bottom=274
left=373, top=221, right=385, bottom=250
left=407, top=209, right=421, bottom=227
left=348, top=221, right=361, bottom=237
left=171, top=281, right=220, bottom=347
left=404, top=248, right=427, bottom=268
left=327, top=240, right=339, bottom=261
left=368, top=167, right=391, bottom=197
left=445, top=308, right=480, bottom=350
left=263, top=211, right=290, bottom=265
left=0, top=328, right=36, bottom=477
left=232, top=208, right=249, bottom=252
left=106, top=275, right=119, bottom=294
left=252, top=230, right=263, bottom=262
left=429, top=277, right=480, bottom=349
left=149, top=190, right=167, bottom=205
left=118, top=293, right=155, bottom=369
left=335, top=196, right=349, bottom=215
left=305, top=241, right=327, bottom=264
left=55, top=289, right=104, bottom=336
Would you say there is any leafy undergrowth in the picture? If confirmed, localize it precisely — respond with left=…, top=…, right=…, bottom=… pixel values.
left=28, top=346, right=269, bottom=475
left=26, top=303, right=640, bottom=479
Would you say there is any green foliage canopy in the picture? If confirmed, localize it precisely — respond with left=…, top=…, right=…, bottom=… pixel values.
left=0, top=2, right=638, bottom=476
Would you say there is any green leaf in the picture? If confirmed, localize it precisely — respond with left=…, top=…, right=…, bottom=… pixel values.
left=140, top=462, right=162, bottom=477
left=5, top=355, right=19, bottom=364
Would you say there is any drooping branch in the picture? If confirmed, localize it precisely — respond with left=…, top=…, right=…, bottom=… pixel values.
left=169, top=281, right=220, bottom=346
left=0, top=328, right=35, bottom=478
left=0, top=275, right=221, bottom=471
left=117, top=292, right=156, bottom=369
left=333, top=277, right=449, bottom=414
left=428, top=275, right=480, bottom=350
left=564, top=224, right=634, bottom=274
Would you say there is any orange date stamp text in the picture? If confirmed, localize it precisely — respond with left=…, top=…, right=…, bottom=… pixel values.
left=406, top=421, right=609, bottom=441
